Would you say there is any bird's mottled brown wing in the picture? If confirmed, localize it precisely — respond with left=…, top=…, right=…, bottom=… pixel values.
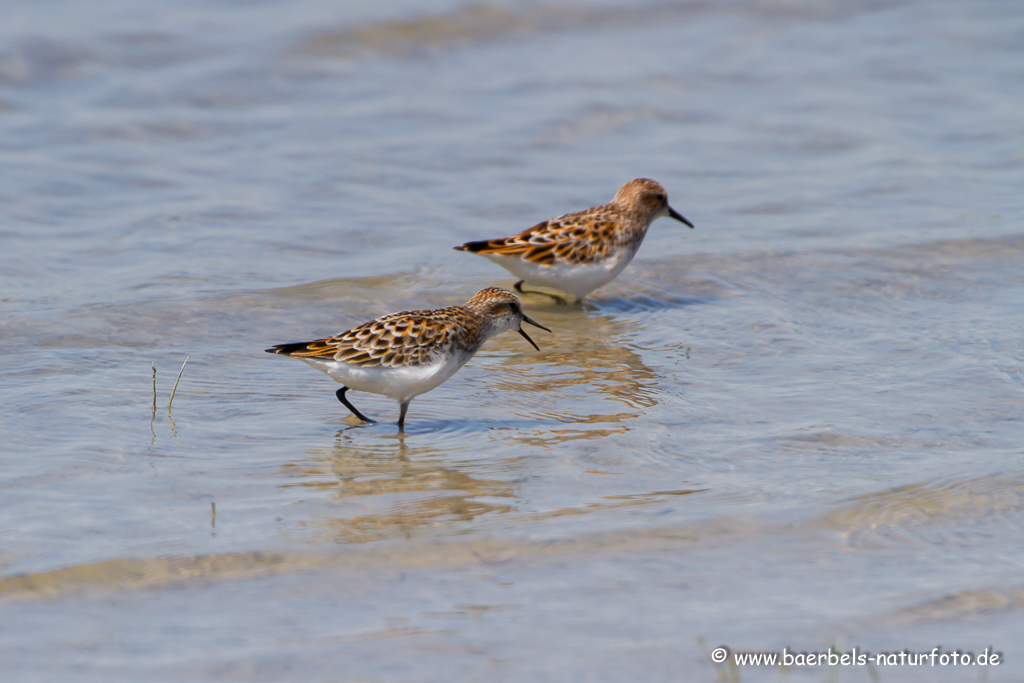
left=456, top=206, right=626, bottom=265
left=266, top=309, right=471, bottom=367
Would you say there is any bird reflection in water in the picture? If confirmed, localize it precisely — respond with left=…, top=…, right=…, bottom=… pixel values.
left=279, top=432, right=521, bottom=544
left=480, top=309, right=666, bottom=446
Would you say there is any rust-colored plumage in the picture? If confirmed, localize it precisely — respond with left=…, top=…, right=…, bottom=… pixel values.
left=457, top=210, right=632, bottom=266
left=267, top=306, right=483, bottom=368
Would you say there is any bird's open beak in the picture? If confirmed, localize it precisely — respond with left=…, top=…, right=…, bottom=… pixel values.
left=668, top=206, right=694, bottom=228
left=517, top=315, right=551, bottom=351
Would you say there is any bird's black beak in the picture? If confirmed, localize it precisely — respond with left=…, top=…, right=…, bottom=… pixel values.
left=668, top=206, right=694, bottom=228
left=522, top=315, right=551, bottom=333
left=517, top=328, right=540, bottom=351
left=517, top=315, right=551, bottom=351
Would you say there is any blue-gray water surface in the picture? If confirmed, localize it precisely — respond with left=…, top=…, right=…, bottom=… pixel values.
left=1, top=0, right=1023, bottom=680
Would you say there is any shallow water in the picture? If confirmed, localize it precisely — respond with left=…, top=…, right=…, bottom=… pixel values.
left=2, top=0, right=1023, bottom=680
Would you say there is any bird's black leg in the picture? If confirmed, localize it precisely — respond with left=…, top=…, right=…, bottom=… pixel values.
left=336, top=387, right=374, bottom=423
left=513, top=280, right=568, bottom=306
left=397, top=400, right=410, bottom=431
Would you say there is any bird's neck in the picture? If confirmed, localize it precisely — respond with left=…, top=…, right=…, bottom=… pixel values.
left=452, top=305, right=491, bottom=353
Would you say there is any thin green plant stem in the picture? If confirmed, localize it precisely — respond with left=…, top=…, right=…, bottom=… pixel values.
left=168, top=355, right=190, bottom=410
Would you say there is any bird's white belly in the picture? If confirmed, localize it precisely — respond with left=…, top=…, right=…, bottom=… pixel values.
left=485, top=248, right=636, bottom=299
left=300, top=351, right=472, bottom=402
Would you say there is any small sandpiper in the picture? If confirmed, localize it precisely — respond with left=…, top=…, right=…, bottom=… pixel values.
left=266, top=288, right=550, bottom=429
left=454, top=178, right=693, bottom=304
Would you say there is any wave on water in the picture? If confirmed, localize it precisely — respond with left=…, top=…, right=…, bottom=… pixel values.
left=294, top=0, right=905, bottom=60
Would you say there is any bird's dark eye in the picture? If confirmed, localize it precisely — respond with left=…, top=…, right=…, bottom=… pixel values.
left=654, top=193, right=666, bottom=203
left=508, top=302, right=519, bottom=313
